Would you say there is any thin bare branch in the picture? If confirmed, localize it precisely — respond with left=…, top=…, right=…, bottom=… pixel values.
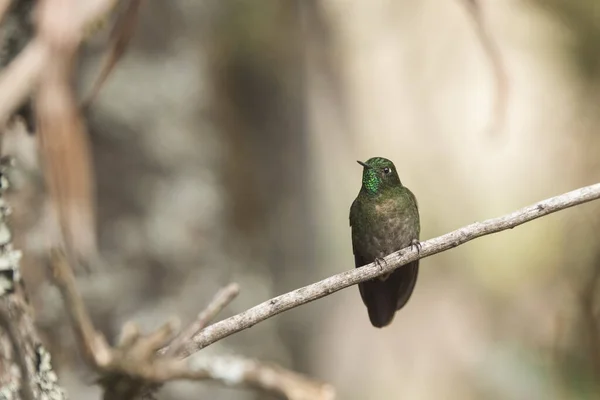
left=49, top=249, right=109, bottom=366
left=36, top=0, right=100, bottom=267
left=50, top=250, right=332, bottom=400
left=0, top=0, right=118, bottom=129
left=184, top=183, right=600, bottom=354
left=182, top=354, right=335, bottom=400
left=164, top=283, right=240, bottom=357
left=83, top=0, right=143, bottom=107
left=0, top=39, right=49, bottom=128
left=50, top=249, right=186, bottom=389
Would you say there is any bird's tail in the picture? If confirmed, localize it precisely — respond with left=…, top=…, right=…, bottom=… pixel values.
left=359, top=261, right=419, bottom=328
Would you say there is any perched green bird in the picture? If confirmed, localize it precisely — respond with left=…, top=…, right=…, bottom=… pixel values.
left=349, top=157, right=421, bottom=328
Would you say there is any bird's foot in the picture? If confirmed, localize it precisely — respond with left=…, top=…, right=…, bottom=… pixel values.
left=410, top=239, right=422, bottom=254
left=375, top=257, right=388, bottom=272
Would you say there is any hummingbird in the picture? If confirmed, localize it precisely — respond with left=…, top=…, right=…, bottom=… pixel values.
left=349, top=157, right=420, bottom=328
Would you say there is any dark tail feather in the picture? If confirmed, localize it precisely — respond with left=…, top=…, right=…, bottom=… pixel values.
left=358, top=261, right=419, bottom=328
left=394, top=260, right=419, bottom=311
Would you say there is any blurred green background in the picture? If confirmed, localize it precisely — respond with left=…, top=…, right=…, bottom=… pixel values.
left=5, top=0, right=600, bottom=399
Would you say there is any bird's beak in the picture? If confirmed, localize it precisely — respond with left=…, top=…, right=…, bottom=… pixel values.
left=357, top=160, right=371, bottom=169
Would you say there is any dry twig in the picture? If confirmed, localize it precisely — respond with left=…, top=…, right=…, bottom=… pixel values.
left=50, top=249, right=184, bottom=381
left=184, top=183, right=600, bottom=353
left=183, top=355, right=335, bottom=400
left=83, top=0, right=143, bottom=107
left=0, top=0, right=117, bottom=128
left=164, top=282, right=240, bottom=357
left=36, top=0, right=100, bottom=266
left=50, top=250, right=332, bottom=399
left=0, top=0, right=125, bottom=268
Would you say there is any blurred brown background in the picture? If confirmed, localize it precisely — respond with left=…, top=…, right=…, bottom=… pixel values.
left=4, top=0, right=600, bottom=399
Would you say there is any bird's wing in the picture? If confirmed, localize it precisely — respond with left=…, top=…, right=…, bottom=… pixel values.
left=349, top=197, right=357, bottom=227
left=405, top=187, right=419, bottom=212
left=349, top=197, right=365, bottom=268
left=404, top=187, right=420, bottom=237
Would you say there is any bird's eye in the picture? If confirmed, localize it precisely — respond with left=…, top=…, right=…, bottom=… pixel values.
left=383, top=167, right=391, bottom=174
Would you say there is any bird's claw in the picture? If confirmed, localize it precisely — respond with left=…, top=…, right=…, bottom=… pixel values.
left=410, top=239, right=422, bottom=254
left=375, top=257, right=387, bottom=272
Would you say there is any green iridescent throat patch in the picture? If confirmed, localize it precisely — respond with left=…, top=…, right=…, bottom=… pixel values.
left=363, top=169, right=380, bottom=194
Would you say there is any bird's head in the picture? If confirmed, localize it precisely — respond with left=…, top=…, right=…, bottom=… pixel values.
left=357, top=157, right=402, bottom=195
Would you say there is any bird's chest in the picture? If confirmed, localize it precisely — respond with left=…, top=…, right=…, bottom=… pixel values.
left=353, top=198, right=416, bottom=257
